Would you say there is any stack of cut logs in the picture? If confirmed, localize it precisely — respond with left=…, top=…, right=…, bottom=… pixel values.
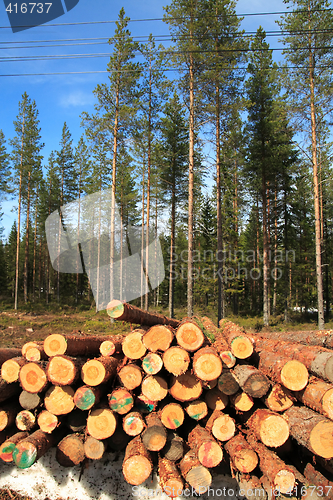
left=0, top=301, right=333, bottom=499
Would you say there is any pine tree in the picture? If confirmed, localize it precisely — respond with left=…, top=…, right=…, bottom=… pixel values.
left=0, top=130, right=11, bottom=228
left=277, top=0, right=333, bottom=328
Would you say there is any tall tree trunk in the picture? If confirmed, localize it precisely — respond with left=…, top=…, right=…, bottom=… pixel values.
left=24, top=171, right=31, bottom=303
left=32, top=186, right=38, bottom=302
left=110, top=77, right=120, bottom=304
left=262, top=171, right=269, bottom=327
left=216, top=83, right=224, bottom=324
left=273, top=185, right=278, bottom=315
left=145, top=48, right=152, bottom=312
left=141, top=159, right=145, bottom=310
left=14, top=103, right=26, bottom=311
left=76, top=166, right=82, bottom=305
left=169, top=173, right=176, bottom=319
left=308, top=13, right=324, bottom=329
left=187, top=45, right=195, bottom=318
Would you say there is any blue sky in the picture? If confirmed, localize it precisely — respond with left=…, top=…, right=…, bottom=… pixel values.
left=0, top=0, right=287, bottom=237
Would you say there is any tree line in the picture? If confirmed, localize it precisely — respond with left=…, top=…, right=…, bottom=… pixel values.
left=0, top=0, right=333, bottom=328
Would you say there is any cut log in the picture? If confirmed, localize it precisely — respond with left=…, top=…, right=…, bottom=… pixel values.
left=163, top=347, right=190, bottom=376
left=74, top=385, right=103, bottom=411
left=56, top=433, right=85, bottom=467
left=252, top=329, right=331, bottom=348
left=87, top=407, right=117, bottom=440
left=22, top=342, right=43, bottom=357
left=219, top=320, right=253, bottom=359
left=108, top=388, right=134, bottom=415
left=294, top=376, right=333, bottom=420
left=135, top=394, right=157, bottom=414
left=230, top=392, right=254, bottom=412
left=0, top=348, right=22, bottom=367
left=205, top=388, right=228, bottom=411
left=259, top=350, right=308, bottom=391
left=220, top=351, right=237, bottom=369
left=25, top=346, right=47, bottom=362
left=19, top=391, right=41, bottom=410
left=19, top=362, right=48, bottom=394
left=13, top=429, right=63, bottom=469
left=142, top=412, right=167, bottom=451
left=285, top=406, right=333, bottom=458
left=47, top=355, right=83, bottom=386
left=44, top=333, right=116, bottom=357
left=81, top=356, right=118, bottom=386
left=236, top=473, right=267, bottom=500
left=303, top=462, right=333, bottom=491
left=161, top=431, right=184, bottom=461
left=169, top=371, right=202, bottom=402
left=142, top=352, right=163, bottom=375
left=123, top=411, right=146, bottom=436
left=44, top=385, right=75, bottom=415
left=224, top=434, right=258, bottom=473
left=1, top=357, right=26, bottom=383
left=107, top=299, right=180, bottom=328
left=206, top=410, right=236, bottom=442
left=122, top=436, right=153, bottom=486
left=118, top=364, right=143, bottom=391
left=218, top=370, right=240, bottom=395
left=188, top=425, right=223, bottom=468
left=233, top=364, right=270, bottom=398
left=158, top=457, right=184, bottom=498
left=202, top=378, right=218, bottom=390
left=192, top=346, right=222, bottom=381
left=15, top=410, right=36, bottom=431
left=159, top=402, right=184, bottom=429
left=176, top=320, right=205, bottom=352
left=84, top=436, right=105, bottom=460
left=66, top=409, right=87, bottom=433
left=179, top=449, right=212, bottom=494
left=0, top=403, right=20, bottom=431
left=141, top=375, right=168, bottom=402
left=263, top=384, right=293, bottom=413
left=248, top=438, right=295, bottom=494
left=143, top=325, right=174, bottom=352
left=0, top=431, right=29, bottom=463
left=100, top=335, right=126, bottom=357
left=246, top=409, right=289, bottom=448
left=37, top=410, right=60, bottom=433
left=122, top=331, right=147, bottom=360
left=185, top=400, right=208, bottom=421
left=0, top=378, right=20, bottom=403
left=195, top=316, right=220, bottom=342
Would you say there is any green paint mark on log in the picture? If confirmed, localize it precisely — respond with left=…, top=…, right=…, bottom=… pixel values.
left=75, top=387, right=95, bottom=410
left=13, top=444, right=37, bottom=469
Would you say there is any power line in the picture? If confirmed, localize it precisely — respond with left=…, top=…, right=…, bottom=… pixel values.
left=0, top=7, right=332, bottom=29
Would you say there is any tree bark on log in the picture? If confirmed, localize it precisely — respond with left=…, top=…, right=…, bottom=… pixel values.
left=294, top=376, right=333, bottom=420
left=0, top=431, right=29, bottom=463
left=107, top=300, right=180, bottom=328
left=246, top=409, right=289, bottom=448
left=81, top=356, right=118, bottom=386
left=169, top=371, right=202, bottom=402
left=253, top=329, right=333, bottom=349
left=163, top=347, right=190, bottom=376
left=303, top=462, right=333, bottom=491
left=224, top=433, right=258, bottom=473
left=247, top=438, right=295, bottom=494
left=56, top=433, right=85, bottom=467
left=44, top=333, right=117, bottom=357
left=179, top=449, right=212, bottom=494
left=259, top=350, right=308, bottom=391
left=158, top=457, right=184, bottom=498
left=188, top=425, right=223, bottom=468
left=233, top=365, right=270, bottom=398
left=285, top=406, right=333, bottom=458
left=0, top=403, right=20, bottom=431
left=0, top=348, right=22, bottom=367
left=206, top=409, right=236, bottom=442
left=142, top=412, right=167, bottom=451
left=192, top=346, right=222, bottom=381
left=236, top=472, right=267, bottom=500
left=143, top=325, right=174, bottom=352
left=122, top=436, right=152, bottom=485
left=1, top=357, right=26, bottom=383
left=0, top=378, right=20, bottom=403
left=13, top=428, right=64, bottom=469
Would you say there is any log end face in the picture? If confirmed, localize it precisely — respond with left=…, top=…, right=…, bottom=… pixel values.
left=310, top=420, right=333, bottom=458
left=123, top=456, right=152, bottom=485
left=234, top=449, right=258, bottom=473
left=211, top=415, right=236, bottom=442
left=176, top=323, right=204, bottom=352
left=230, top=336, right=253, bottom=359
left=198, top=442, right=223, bottom=468
left=44, top=334, right=67, bottom=357
left=280, top=361, right=308, bottom=391
left=74, top=386, right=96, bottom=411
left=274, top=470, right=295, bottom=495
left=193, top=353, right=222, bottom=381
left=106, top=300, right=125, bottom=319
left=186, top=465, right=212, bottom=494
left=259, top=415, right=289, bottom=448
left=81, top=360, right=105, bottom=387
left=13, top=442, right=37, bottom=469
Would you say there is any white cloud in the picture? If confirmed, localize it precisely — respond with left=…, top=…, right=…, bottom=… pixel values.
left=59, top=90, right=95, bottom=108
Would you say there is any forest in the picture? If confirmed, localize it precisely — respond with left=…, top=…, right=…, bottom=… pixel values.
left=1, top=0, right=333, bottom=329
